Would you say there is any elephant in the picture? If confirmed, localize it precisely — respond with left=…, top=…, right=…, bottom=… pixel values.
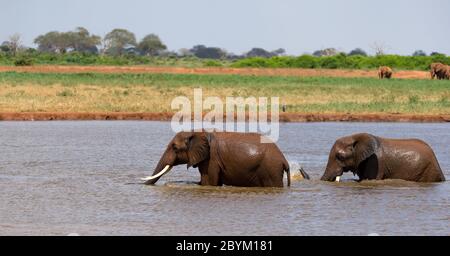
left=430, top=62, right=444, bottom=79
left=320, top=133, right=445, bottom=183
left=443, top=66, right=450, bottom=80
left=431, top=62, right=450, bottom=80
left=378, top=66, right=392, bottom=79
left=141, top=131, right=306, bottom=187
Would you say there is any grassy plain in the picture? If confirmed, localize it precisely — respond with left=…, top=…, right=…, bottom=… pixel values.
left=0, top=71, right=449, bottom=114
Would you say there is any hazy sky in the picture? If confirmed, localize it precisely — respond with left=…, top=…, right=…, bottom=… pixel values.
left=2, top=0, right=449, bottom=55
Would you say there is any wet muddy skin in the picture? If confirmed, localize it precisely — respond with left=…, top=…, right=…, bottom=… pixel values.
left=0, top=121, right=448, bottom=235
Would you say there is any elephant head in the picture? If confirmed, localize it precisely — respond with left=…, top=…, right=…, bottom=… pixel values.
left=320, top=133, right=379, bottom=182
left=141, top=131, right=210, bottom=185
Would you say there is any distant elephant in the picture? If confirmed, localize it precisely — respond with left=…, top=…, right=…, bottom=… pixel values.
left=320, top=133, right=445, bottom=182
left=378, top=66, right=392, bottom=79
left=443, top=66, right=450, bottom=80
left=141, top=131, right=305, bottom=187
left=430, top=62, right=444, bottom=79
left=431, top=62, right=450, bottom=80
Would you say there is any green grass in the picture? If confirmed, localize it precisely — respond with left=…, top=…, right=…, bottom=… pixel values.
left=1, top=71, right=447, bottom=87
left=0, top=71, right=449, bottom=114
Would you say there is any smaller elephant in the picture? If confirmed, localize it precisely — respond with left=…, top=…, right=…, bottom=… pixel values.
left=443, top=66, right=450, bottom=80
left=320, top=133, right=445, bottom=182
left=141, top=131, right=308, bottom=187
left=378, top=66, right=392, bottom=79
left=430, top=62, right=450, bottom=80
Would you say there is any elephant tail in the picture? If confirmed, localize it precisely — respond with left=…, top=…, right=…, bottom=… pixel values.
left=299, top=167, right=310, bottom=180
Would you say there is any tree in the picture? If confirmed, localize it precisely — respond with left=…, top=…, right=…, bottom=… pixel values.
left=137, top=34, right=167, bottom=56
left=34, top=31, right=70, bottom=53
left=1, top=34, right=23, bottom=55
left=348, top=48, right=367, bottom=56
left=430, top=52, right=444, bottom=56
left=34, top=28, right=101, bottom=54
left=370, top=41, right=389, bottom=56
left=412, top=50, right=427, bottom=56
left=190, top=45, right=226, bottom=59
left=0, top=41, right=11, bottom=53
left=178, top=48, right=193, bottom=57
left=7, top=33, right=22, bottom=56
left=271, top=48, right=286, bottom=56
left=226, top=52, right=243, bottom=60
left=313, top=48, right=338, bottom=57
left=246, top=48, right=272, bottom=58
left=245, top=47, right=286, bottom=58
left=67, top=27, right=101, bottom=53
left=158, top=50, right=177, bottom=57
left=103, top=29, right=137, bottom=56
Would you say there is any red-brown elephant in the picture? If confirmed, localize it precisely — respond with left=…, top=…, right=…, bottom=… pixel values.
left=378, top=66, right=393, bottom=79
left=141, top=131, right=307, bottom=187
left=321, top=133, right=445, bottom=183
left=430, top=62, right=450, bottom=80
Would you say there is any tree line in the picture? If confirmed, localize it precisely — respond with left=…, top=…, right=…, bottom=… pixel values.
left=2, top=27, right=447, bottom=59
left=1, top=27, right=449, bottom=69
left=0, top=27, right=288, bottom=59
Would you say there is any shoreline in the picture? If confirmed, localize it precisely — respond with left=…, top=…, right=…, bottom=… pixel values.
left=1, top=112, right=449, bottom=122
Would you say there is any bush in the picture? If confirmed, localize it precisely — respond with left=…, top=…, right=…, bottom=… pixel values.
left=231, top=57, right=269, bottom=68
left=318, top=56, right=339, bottom=69
left=1, top=51, right=450, bottom=70
left=14, top=56, right=33, bottom=66
left=232, top=54, right=450, bottom=70
left=203, top=60, right=223, bottom=67
left=292, top=55, right=317, bottom=68
left=0, top=52, right=7, bottom=65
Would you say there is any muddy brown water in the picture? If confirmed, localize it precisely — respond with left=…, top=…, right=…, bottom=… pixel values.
left=0, top=121, right=448, bottom=235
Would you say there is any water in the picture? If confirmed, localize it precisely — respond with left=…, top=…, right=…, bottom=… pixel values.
left=0, top=121, right=449, bottom=235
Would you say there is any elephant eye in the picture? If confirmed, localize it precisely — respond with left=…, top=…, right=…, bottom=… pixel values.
left=172, top=143, right=178, bottom=150
left=336, top=153, right=345, bottom=161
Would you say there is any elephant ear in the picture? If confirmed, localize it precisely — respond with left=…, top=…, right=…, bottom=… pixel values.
left=353, top=133, right=379, bottom=167
left=187, top=132, right=210, bottom=167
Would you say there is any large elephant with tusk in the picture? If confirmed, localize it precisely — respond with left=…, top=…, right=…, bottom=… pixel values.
left=142, top=131, right=304, bottom=187
left=430, top=62, right=449, bottom=80
left=320, top=133, right=445, bottom=183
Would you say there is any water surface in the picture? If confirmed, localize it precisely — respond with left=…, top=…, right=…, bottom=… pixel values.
left=0, top=121, right=448, bottom=235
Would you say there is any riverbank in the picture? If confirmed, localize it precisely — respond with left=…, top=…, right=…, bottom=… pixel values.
left=1, top=112, right=449, bottom=122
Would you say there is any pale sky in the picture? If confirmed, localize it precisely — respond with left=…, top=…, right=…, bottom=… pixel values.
left=1, top=0, right=449, bottom=55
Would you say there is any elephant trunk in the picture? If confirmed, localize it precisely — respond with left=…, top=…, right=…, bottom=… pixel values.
left=141, top=148, right=175, bottom=185
left=320, top=165, right=343, bottom=182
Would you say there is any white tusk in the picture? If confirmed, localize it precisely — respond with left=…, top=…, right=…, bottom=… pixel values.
left=141, top=165, right=171, bottom=181
left=335, top=176, right=341, bottom=182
